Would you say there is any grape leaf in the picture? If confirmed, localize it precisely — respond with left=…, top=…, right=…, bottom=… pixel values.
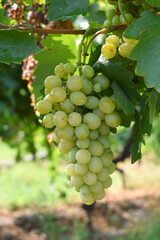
left=48, top=0, right=88, bottom=21
left=147, top=89, right=158, bottom=124
left=124, top=11, right=160, bottom=92
left=33, top=34, right=77, bottom=102
left=88, top=45, right=102, bottom=66
left=0, top=29, right=40, bottom=64
left=146, top=0, right=160, bottom=8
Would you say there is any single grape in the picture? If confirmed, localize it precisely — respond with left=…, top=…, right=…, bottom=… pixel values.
left=107, top=162, right=116, bottom=174
left=94, top=83, right=102, bottom=93
left=75, top=123, right=89, bottom=139
left=101, top=43, right=117, bottom=59
left=44, top=75, right=62, bottom=90
left=70, top=91, right=87, bottom=106
left=55, top=63, right=67, bottom=78
left=65, top=163, right=77, bottom=177
left=118, top=43, right=133, bottom=58
left=81, top=79, right=93, bottom=95
left=67, top=75, right=83, bottom=91
left=43, top=94, right=54, bottom=104
left=104, top=19, right=112, bottom=26
left=71, top=176, right=84, bottom=188
left=64, top=63, right=75, bottom=74
left=99, top=97, right=115, bottom=114
left=43, top=113, right=54, bottom=128
left=54, top=111, right=68, bottom=129
left=83, top=113, right=101, bottom=130
left=69, top=147, right=78, bottom=163
left=75, top=163, right=88, bottom=175
left=88, top=130, right=99, bottom=140
left=88, top=157, right=103, bottom=173
left=105, top=111, right=121, bottom=128
left=103, top=176, right=112, bottom=188
left=60, top=98, right=75, bottom=113
left=58, top=124, right=74, bottom=139
left=93, top=108, right=105, bottom=120
left=76, top=138, right=90, bottom=149
left=90, top=181, right=103, bottom=193
left=97, top=136, right=110, bottom=149
left=51, top=87, right=66, bottom=102
left=98, top=121, right=110, bottom=136
left=80, top=192, right=94, bottom=205
left=76, top=149, right=91, bottom=164
left=112, top=15, right=120, bottom=25
left=93, top=75, right=110, bottom=90
left=36, top=100, right=52, bottom=114
left=97, top=168, right=109, bottom=182
left=80, top=184, right=90, bottom=195
left=106, top=35, right=120, bottom=48
left=94, top=189, right=105, bottom=200
left=82, top=65, right=95, bottom=78
left=106, top=8, right=115, bottom=21
left=100, top=153, right=113, bottom=167
left=88, top=141, right=104, bottom=157
left=68, top=112, right=82, bottom=126
left=85, top=96, right=99, bottom=110
left=83, top=171, right=97, bottom=185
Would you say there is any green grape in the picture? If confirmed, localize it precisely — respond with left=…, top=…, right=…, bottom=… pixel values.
left=70, top=135, right=77, bottom=141
left=65, top=163, right=77, bottom=177
left=90, top=181, right=103, bottom=193
left=80, top=192, right=94, bottom=205
left=106, top=8, right=115, bottom=21
left=43, top=113, right=54, bottom=128
left=75, top=163, right=88, bottom=175
left=142, top=2, right=151, bottom=9
left=64, top=63, right=75, bottom=74
left=101, top=43, right=117, bottom=59
left=76, top=149, right=91, bottom=164
left=45, top=88, right=51, bottom=95
left=94, top=83, right=102, bottom=93
left=83, top=171, right=97, bottom=185
left=94, top=189, right=105, bottom=200
left=68, top=112, right=82, bottom=126
left=125, top=13, right=134, bottom=23
left=75, top=123, right=89, bottom=139
left=104, top=19, right=112, bottom=26
left=88, top=130, right=99, bottom=140
left=123, top=36, right=138, bottom=45
left=58, top=142, right=70, bottom=154
left=80, top=184, right=90, bottom=195
left=105, top=111, right=121, bottom=128
left=103, top=176, right=112, bottom=188
left=70, top=91, right=87, bottom=106
left=44, top=75, right=62, bottom=90
left=99, top=97, right=115, bottom=114
left=97, top=136, right=110, bottom=149
left=98, top=121, right=110, bottom=136
left=97, top=168, right=109, bottom=182
left=85, top=96, right=99, bottom=109
left=93, top=75, right=110, bottom=90
left=55, top=63, right=67, bottom=78
left=88, top=157, right=103, bottom=173
left=58, top=124, right=74, bottom=139
left=118, top=43, right=133, bottom=58
left=112, top=15, right=120, bottom=25
left=100, top=153, right=113, bottom=167
left=51, top=87, right=66, bottom=103
left=69, top=147, right=78, bottom=163
left=71, top=176, right=84, bottom=188
left=36, top=100, right=52, bottom=114
left=54, top=111, right=68, bottom=129
left=82, top=65, right=95, bottom=78
left=83, top=113, right=101, bottom=130
left=107, top=162, right=116, bottom=174
left=93, top=108, right=105, bottom=120
left=43, top=94, right=54, bottom=104
left=53, top=132, right=60, bottom=144
left=106, top=35, right=120, bottom=48
left=76, top=138, right=90, bottom=149
left=74, top=186, right=80, bottom=192
left=67, top=75, right=83, bottom=91
left=60, top=139, right=75, bottom=151
left=60, top=98, right=75, bottom=113
left=81, top=79, right=93, bottom=95
left=88, top=141, right=104, bottom=157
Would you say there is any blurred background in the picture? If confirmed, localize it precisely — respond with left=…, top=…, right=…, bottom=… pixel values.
left=0, top=0, right=160, bottom=240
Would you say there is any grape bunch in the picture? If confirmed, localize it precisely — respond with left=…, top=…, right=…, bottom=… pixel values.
left=36, top=63, right=122, bottom=205
left=101, top=35, right=138, bottom=60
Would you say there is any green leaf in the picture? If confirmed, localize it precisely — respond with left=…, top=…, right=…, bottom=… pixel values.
left=112, top=81, right=135, bottom=115
left=0, top=29, right=40, bottom=64
left=88, top=45, right=102, bottom=66
left=130, top=132, right=142, bottom=164
left=48, top=0, right=88, bottom=21
left=124, top=11, right=160, bottom=92
left=146, top=0, right=160, bottom=8
left=147, top=89, right=158, bottom=124
left=33, top=34, right=77, bottom=102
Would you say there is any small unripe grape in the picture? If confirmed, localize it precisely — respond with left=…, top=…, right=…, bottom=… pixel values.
left=70, top=91, right=87, bottom=106
left=36, top=100, right=52, bottom=114
left=80, top=192, right=94, bottom=205
left=43, top=113, right=54, bottom=128
left=60, top=98, right=75, bottom=113
left=54, top=111, right=68, bottom=129
left=93, top=108, right=105, bottom=120
left=90, top=181, right=103, bottom=193
left=75, top=123, right=89, bottom=139
left=97, top=168, right=109, bottom=182
left=112, top=15, right=120, bottom=25
left=118, top=43, right=133, bottom=58
left=81, top=79, right=93, bottom=95
left=75, top=163, right=88, bottom=175
left=108, top=162, right=116, bottom=174
left=106, top=35, right=120, bottom=48
left=76, top=149, right=91, bottom=164
left=94, top=83, right=102, bottom=93
left=69, top=147, right=78, bottom=163
left=68, top=112, right=82, bottom=126
left=76, top=138, right=90, bottom=149
left=67, top=75, right=83, bottom=91
left=105, top=111, right=121, bottom=128
left=88, top=157, right=103, bottom=173
left=58, top=124, right=74, bottom=139
left=64, top=63, right=75, bottom=74
left=88, top=141, right=104, bottom=157
left=93, top=75, right=110, bottom=90
left=103, top=176, right=112, bottom=188
left=94, top=189, right=105, bottom=200
left=101, top=43, right=117, bottom=59
left=44, top=75, right=62, bottom=89
left=83, top=171, right=97, bottom=185
left=99, top=97, right=115, bottom=114
left=80, top=184, right=90, bottom=195
left=85, top=96, right=99, bottom=109
left=98, top=121, right=110, bottom=136
left=100, top=153, right=113, bottom=167
left=88, top=130, right=99, bottom=140
left=82, top=65, right=95, bottom=78
left=71, top=176, right=84, bottom=188
left=55, top=63, right=67, bottom=78
left=106, top=8, right=115, bottom=21
left=104, top=19, right=112, bottom=26
left=51, top=87, right=66, bottom=102
left=83, top=113, right=101, bottom=130
left=65, top=164, right=77, bottom=177
left=97, top=136, right=110, bottom=149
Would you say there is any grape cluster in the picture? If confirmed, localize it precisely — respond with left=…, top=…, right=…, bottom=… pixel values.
left=101, top=35, right=138, bottom=60
left=36, top=63, right=122, bottom=205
